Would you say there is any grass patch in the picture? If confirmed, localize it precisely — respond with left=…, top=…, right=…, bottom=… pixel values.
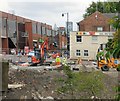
left=72, top=71, right=104, bottom=94
left=56, top=65, right=105, bottom=99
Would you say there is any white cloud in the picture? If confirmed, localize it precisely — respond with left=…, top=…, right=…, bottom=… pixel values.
left=0, top=0, right=9, bottom=12
left=1, top=0, right=109, bottom=30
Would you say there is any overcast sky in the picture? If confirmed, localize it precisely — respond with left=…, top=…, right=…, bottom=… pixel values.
left=0, top=0, right=107, bottom=31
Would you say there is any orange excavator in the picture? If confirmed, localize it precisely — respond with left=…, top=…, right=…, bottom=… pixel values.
left=28, top=39, right=49, bottom=66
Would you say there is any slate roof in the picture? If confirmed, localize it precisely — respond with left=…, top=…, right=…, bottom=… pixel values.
left=103, top=13, right=119, bottom=18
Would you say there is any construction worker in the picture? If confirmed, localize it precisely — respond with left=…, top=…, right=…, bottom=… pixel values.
left=55, top=55, right=61, bottom=65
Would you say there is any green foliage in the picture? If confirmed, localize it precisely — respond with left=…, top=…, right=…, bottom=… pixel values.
left=63, top=65, right=73, bottom=79
left=112, top=46, right=120, bottom=58
left=57, top=65, right=105, bottom=98
left=110, top=16, right=120, bottom=30
left=109, top=16, right=120, bottom=58
left=115, top=85, right=120, bottom=100
left=105, top=51, right=111, bottom=60
left=83, top=1, right=119, bottom=18
left=105, top=14, right=120, bottom=58
left=117, top=64, right=120, bottom=71
left=106, top=39, right=113, bottom=52
left=72, top=71, right=104, bottom=95
left=96, top=51, right=104, bottom=60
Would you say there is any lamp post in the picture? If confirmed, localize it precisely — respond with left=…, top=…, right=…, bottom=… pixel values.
left=62, top=12, right=69, bottom=54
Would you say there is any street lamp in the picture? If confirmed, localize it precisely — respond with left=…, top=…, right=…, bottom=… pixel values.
left=62, top=12, right=69, bottom=53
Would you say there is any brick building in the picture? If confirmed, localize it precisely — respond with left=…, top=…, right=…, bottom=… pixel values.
left=70, top=11, right=116, bottom=60
left=77, top=11, right=116, bottom=32
left=0, top=11, right=56, bottom=54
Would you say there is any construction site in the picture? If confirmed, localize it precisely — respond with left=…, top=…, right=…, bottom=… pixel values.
left=0, top=50, right=119, bottom=100
left=0, top=1, right=120, bottom=100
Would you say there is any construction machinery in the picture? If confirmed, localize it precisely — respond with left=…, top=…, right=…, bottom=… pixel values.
left=28, top=39, right=50, bottom=66
left=52, top=52, right=60, bottom=59
left=96, top=44, right=120, bottom=71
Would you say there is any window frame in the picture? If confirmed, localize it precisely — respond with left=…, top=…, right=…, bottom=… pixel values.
left=97, top=26, right=103, bottom=32
left=92, top=36, right=98, bottom=42
left=76, top=35, right=82, bottom=42
left=76, top=50, right=81, bottom=56
left=84, top=50, right=89, bottom=56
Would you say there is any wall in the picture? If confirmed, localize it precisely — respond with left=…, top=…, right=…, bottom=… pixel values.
left=0, top=11, right=53, bottom=52
left=58, top=34, right=67, bottom=50
left=25, top=22, right=33, bottom=49
left=2, top=38, right=8, bottom=53
left=78, top=11, right=110, bottom=32
left=70, top=31, right=110, bottom=60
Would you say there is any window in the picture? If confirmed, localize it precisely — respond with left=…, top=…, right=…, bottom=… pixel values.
left=52, top=30, right=55, bottom=36
left=76, top=36, right=82, bottom=42
left=100, top=44, right=106, bottom=50
left=97, top=27, right=103, bottom=32
left=47, top=29, right=52, bottom=36
left=37, top=23, right=41, bottom=35
left=84, top=50, right=88, bottom=56
left=92, top=36, right=98, bottom=42
left=42, top=26, right=45, bottom=35
left=2, top=18, right=7, bottom=37
left=76, top=50, right=80, bottom=56
left=32, top=23, right=37, bottom=34
left=7, top=20, right=16, bottom=38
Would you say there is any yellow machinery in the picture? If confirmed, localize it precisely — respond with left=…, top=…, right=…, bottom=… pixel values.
left=97, top=55, right=120, bottom=71
left=97, top=44, right=120, bottom=71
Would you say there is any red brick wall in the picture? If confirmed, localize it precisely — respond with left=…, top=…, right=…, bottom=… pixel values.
left=2, top=12, right=7, bottom=18
left=33, top=34, right=42, bottom=40
left=0, top=11, right=53, bottom=52
left=59, top=34, right=67, bottom=49
left=2, top=38, right=9, bottom=53
left=25, top=22, right=33, bottom=49
left=79, top=11, right=110, bottom=31
left=16, top=16, right=24, bottom=22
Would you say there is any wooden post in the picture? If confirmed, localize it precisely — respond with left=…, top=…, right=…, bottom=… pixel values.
left=1, top=61, right=9, bottom=91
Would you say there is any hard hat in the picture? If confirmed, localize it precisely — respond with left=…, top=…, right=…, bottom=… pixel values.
left=57, top=55, right=59, bottom=57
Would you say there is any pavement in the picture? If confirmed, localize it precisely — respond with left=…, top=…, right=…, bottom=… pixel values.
left=2, top=54, right=28, bottom=63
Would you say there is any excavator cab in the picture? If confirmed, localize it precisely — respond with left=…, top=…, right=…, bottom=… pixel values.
left=28, top=48, right=45, bottom=66
left=28, top=39, right=48, bottom=66
left=97, top=54, right=109, bottom=71
left=28, top=49, right=41, bottom=66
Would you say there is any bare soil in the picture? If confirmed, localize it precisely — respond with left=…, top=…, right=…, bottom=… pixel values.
left=2, top=66, right=118, bottom=100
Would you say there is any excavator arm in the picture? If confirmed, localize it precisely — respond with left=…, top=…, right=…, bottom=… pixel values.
left=40, top=39, right=48, bottom=58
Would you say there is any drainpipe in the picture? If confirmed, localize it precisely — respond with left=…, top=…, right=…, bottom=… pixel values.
left=16, top=16, right=19, bottom=54
left=5, top=18, right=9, bottom=54
left=0, top=13, right=2, bottom=55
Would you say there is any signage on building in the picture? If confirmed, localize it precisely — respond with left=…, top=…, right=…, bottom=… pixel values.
left=76, top=31, right=114, bottom=36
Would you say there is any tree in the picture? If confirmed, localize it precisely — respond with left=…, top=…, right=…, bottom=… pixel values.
left=83, top=1, right=119, bottom=18
left=109, top=15, right=120, bottom=58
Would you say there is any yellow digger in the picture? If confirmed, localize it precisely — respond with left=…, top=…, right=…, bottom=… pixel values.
left=96, top=44, right=120, bottom=71
left=97, top=55, right=120, bottom=71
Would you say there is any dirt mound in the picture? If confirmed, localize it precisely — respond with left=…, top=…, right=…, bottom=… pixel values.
left=2, top=67, right=118, bottom=100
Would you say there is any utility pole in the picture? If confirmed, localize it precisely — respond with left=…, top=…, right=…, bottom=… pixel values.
left=62, top=12, right=69, bottom=56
